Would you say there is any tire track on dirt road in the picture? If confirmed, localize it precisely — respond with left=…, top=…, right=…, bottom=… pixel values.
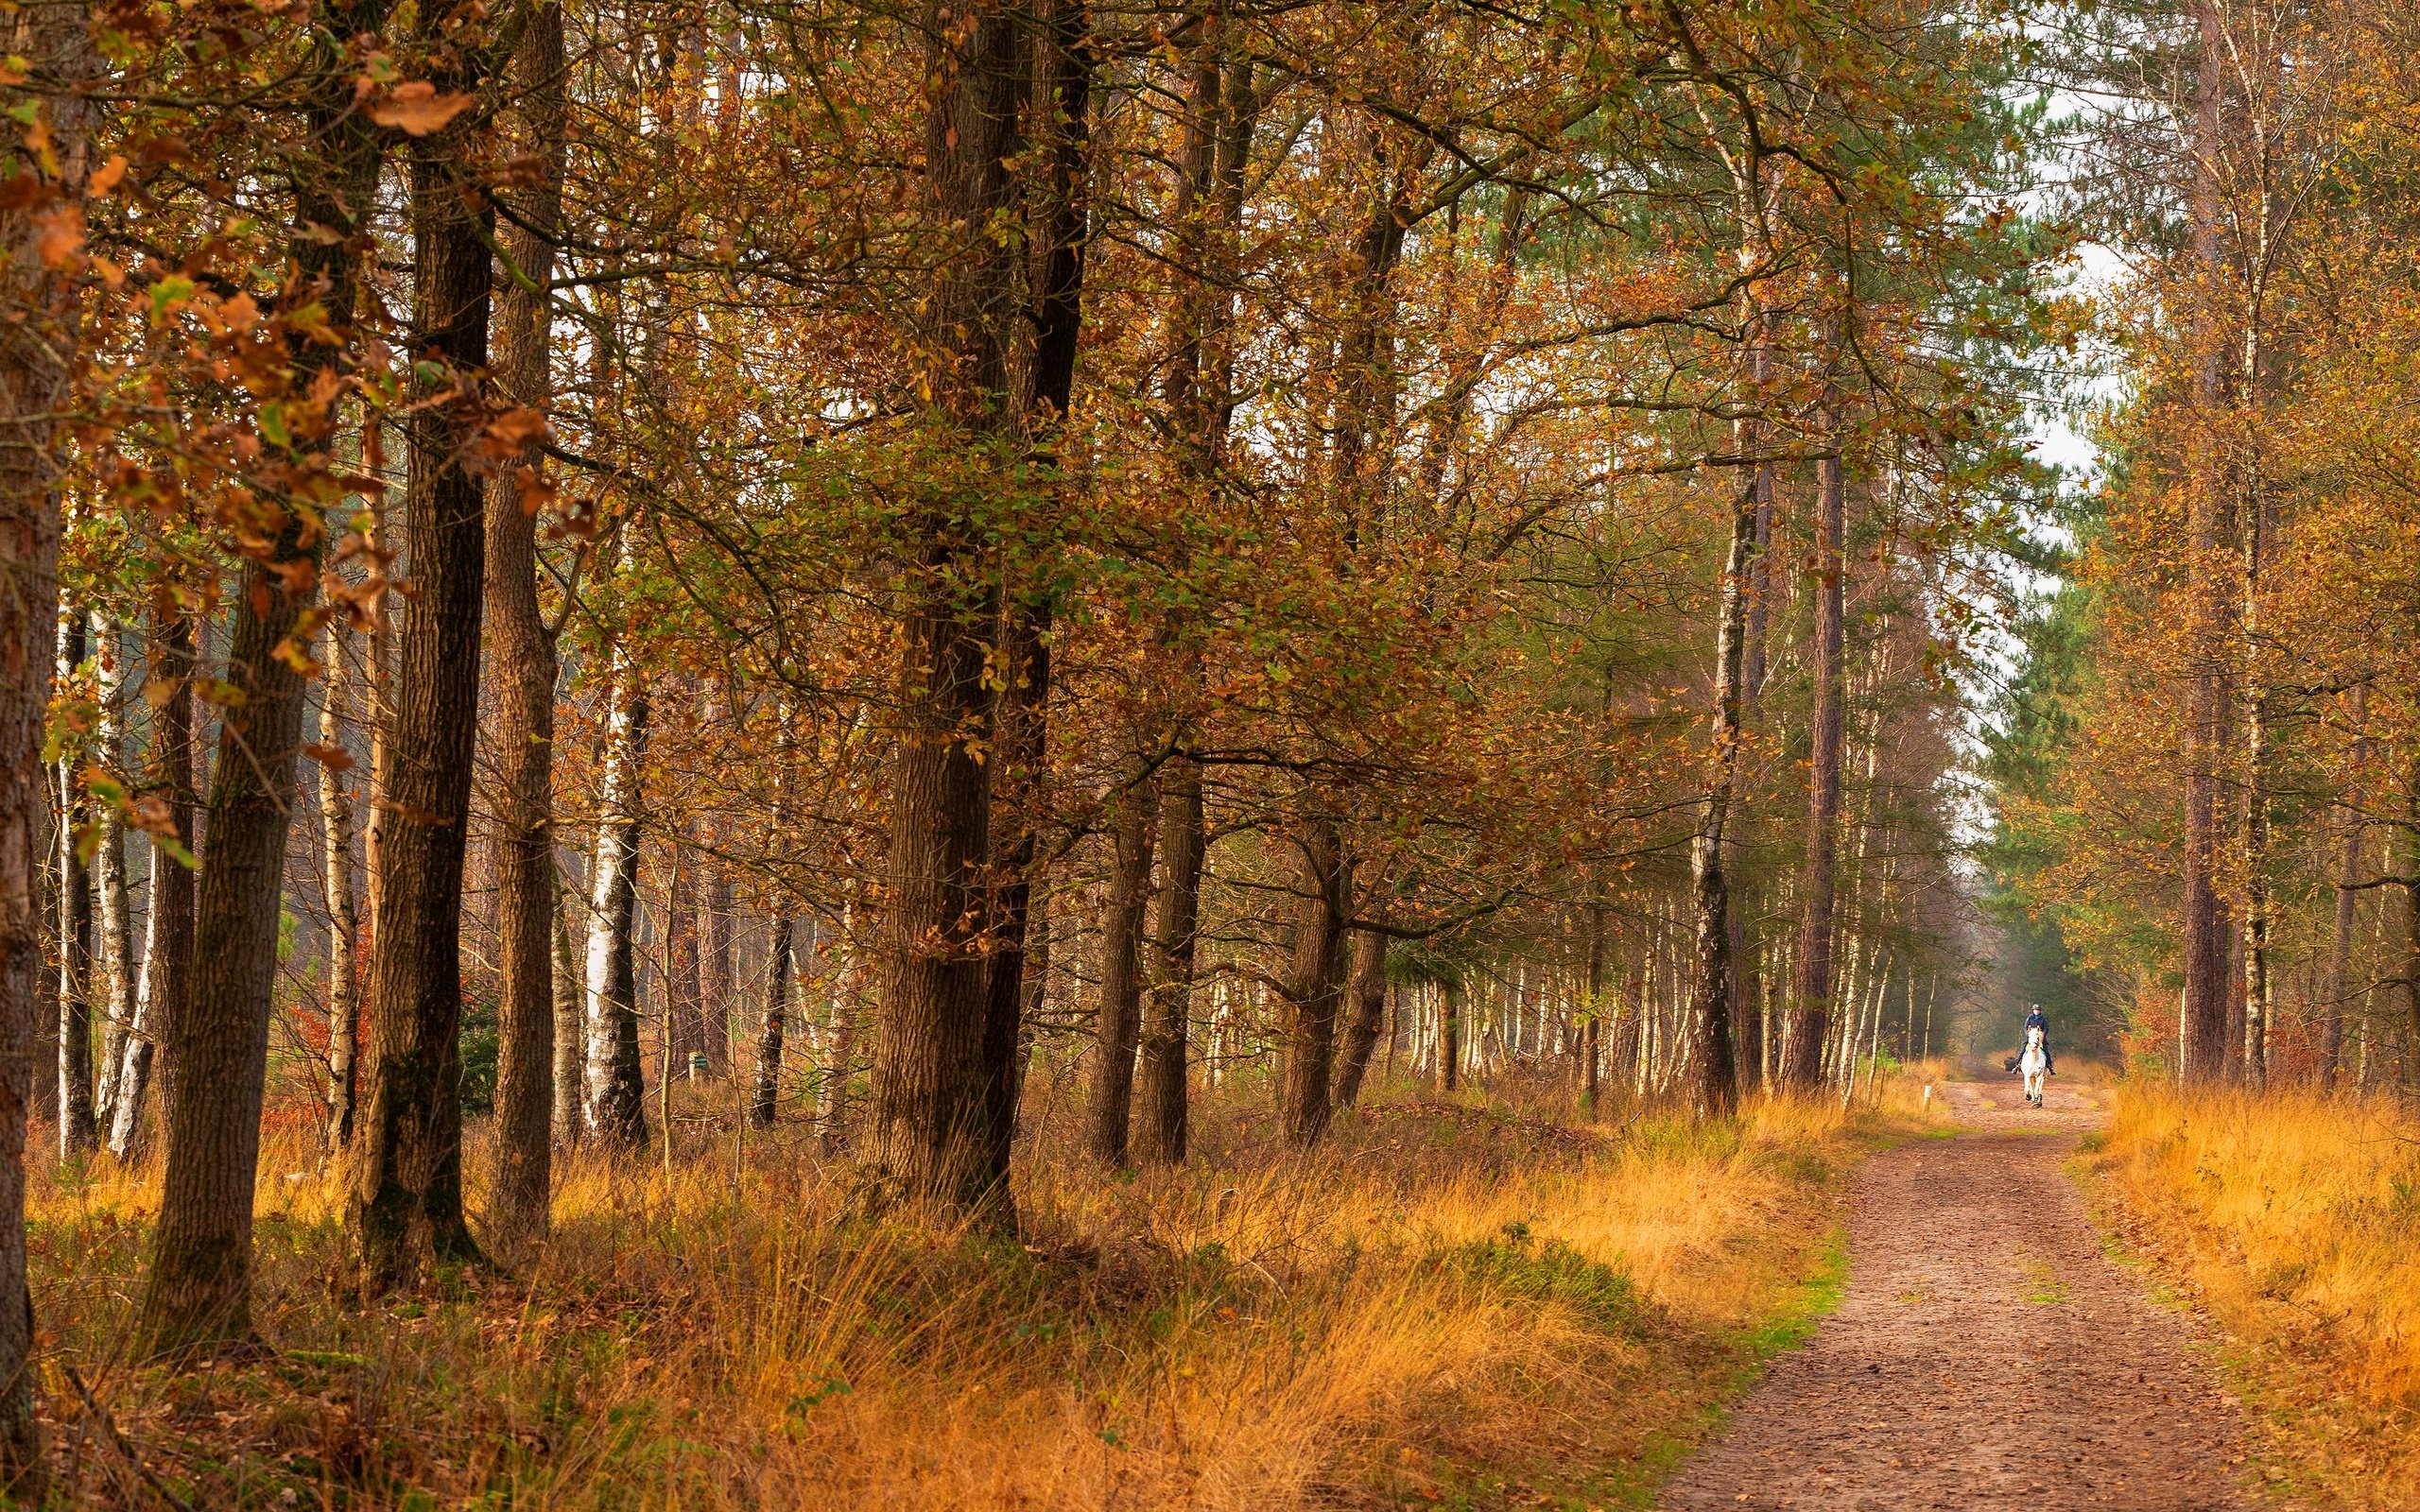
left=1658, top=1080, right=2264, bottom=1511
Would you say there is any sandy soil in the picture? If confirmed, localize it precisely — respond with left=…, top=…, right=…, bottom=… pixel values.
left=1657, top=1078, right=2264, bottom=1510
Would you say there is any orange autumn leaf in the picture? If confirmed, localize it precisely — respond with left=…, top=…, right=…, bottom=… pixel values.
left=368, top=81, right=475, bottom=137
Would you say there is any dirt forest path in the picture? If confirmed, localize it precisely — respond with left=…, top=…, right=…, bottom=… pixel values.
left=1658, top=1077, right=2266, bottom=1511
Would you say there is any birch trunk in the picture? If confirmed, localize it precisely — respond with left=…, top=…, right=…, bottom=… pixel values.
left=109, top=610, right=196, bottom=1160
left=92, top=618, right=134, bottom=1135
left=582, top=645, right=650, bottom=1149
left=1784, top=393, right=1846, bottom=1093
left=319, top=619, right=360, bottom=1153
left=55, top=607, right=94, bottom=1155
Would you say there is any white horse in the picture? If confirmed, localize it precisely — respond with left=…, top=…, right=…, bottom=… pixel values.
left=2018, top=1024, right=2049, bottom=1108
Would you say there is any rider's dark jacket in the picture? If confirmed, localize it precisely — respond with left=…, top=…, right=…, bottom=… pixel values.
left=2021, top=1010, right=2053, bottom=1074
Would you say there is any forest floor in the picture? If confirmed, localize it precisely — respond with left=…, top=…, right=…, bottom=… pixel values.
left=27, top=1084, right=1900, bottom=1509
left=1659, top=1075, right=2265, bottom=1511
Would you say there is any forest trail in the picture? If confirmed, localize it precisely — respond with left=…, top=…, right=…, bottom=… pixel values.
left=1658, top=1078, right=2267, bottom=1511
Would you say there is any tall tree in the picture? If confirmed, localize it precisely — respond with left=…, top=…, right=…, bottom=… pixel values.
left=91, top=616, right=134, bottom=1132
left=0, top=0, right=102, bottom=1475
left=1136, top=757, right=1203, bottom=1160
left=1086, top=783, right=1155, bottom=1165
left=751, top=911, right=793, bottom=1127
left=318, top=619, right=360, bottom=1151
left=485, top=0, right=569, bottom=1245
left=138, top=7, right=389, bottom=1351
left=1784, top=392, right=1847, bottom=1093
left=109, top=607, right=196, bottom=1160
left=2177, top=0, right=2234, bottom=1084
left=582, top=641, right=650, bottom=1149
left=863, top=0, right=1028, bottom=1216
left=346, top=55, right=503, bottom=1293
left=1278, top=818, right=1352, bottom=1145
left=55, top=606, right=94, bottom=1155
left=1330, top=926, right=1388, bottom=1110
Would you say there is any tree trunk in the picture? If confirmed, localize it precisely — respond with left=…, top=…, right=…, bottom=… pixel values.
left=1437, top=977, right=1462, bottom=1093
left=1331, top=926, right=1387, bottom=1110
left=140, top=473, right=330, bottom=1351
left=1582, top=904, right=1608, bottom=1115
left=964, top=0, right=1088, bottom=1178
left=703, top=864, right=734, bottom=1074
left=2179, top=0, right=2233, bottom=1086
left=110, top=610, right=197, bottom=1160
left=0, top=0, right=100, bottom=1469
left=346, top=104, right=497, bottom=1294
left=136, top=0, right=387, bottom=1358
left=1135, top=753, right=1203, bottom=1162
left=1783, top=408, right=1845, bottom=1094
left=1279, top=818, right=1351, bottom=1145
left=751, top=912, right=793, bottom=1126
left=666, top=849, right=705, bottom=1074
left=551, top=892, right=581, bottom=1146
left=55, top=607, right=95, bottom=1157
left=92, top=617, right=134, bottom=1135
left=2238, top=471, right=2270, bottom=1092
left=2320, top=685, right=2370, bottom=1090
left=582, top=646, right=650, bottom=1149
left=862, top=0, right=1025, bottom=1217
left=981, top=593, right=1052, bottom=1168
left=1685, top=462, right=1761, bottom=1118
left=1086, top=784, right=1156, bottom=1166
left=319, top=619, right=360, bottom=1153
left=820, top=896, right=863, bottom=1154
left=485, top=0, right=568, bottom=1242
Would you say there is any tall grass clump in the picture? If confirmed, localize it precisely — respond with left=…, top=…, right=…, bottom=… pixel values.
left=27, top=1083, right=1877, bottom=1508
left=2096, top=1086, right=2420, bottom=1507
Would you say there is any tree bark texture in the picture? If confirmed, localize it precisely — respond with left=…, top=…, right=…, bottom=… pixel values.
left=2179, top=0, right=2233, bottom=1086
left=137, top=0, right=385, bottom=1361
left=981, top=597, right=1050, bottom=1170
left=2320, top=684, right=2370, bottom=1090
left=582, top=647, right=650, bottom=1149
left=111, top=610, right=196, bottom=1160
left=1783, top=419, right=1845, bottom=1095
left=703, top=864, right=734, bottom=1074
left=485, top=0, right=568, bottom=1243
left=55, top=608, right=94, bottom=1156
left=1436, top=977, right=1461, bottom=1093
left=92, top=618, right=134, bottom=1134
left=820, top=896, right=864, bottom=1153
left=0, top=0, right=99, bottom=1471
left=1279, top=818, right=1351, bottom=1146
left=1684, top=466, right=1760, bottom=1119
left=1085, top=784, right=1155, bottom=1166
left=551, top=893, right=581, bottom=1147
left=1136, top=753, right=1201, bottom=1162
left=751, top=912, right=793, bottom=1126
left=318, top=620, right=360, bottom=1153
left=1330, top=926, right=1387, bottom=1110
left=666, top=851, right=705, bottom=1074
left=863, top=0, right=1025, bottom=1217
left=346, top=112, right=496, bottom=1294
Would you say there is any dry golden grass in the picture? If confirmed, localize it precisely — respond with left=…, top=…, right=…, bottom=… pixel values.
left=31, top=1081, right=1884, bottom=1508
left=2092, top=1086, right=2420, bottom=1509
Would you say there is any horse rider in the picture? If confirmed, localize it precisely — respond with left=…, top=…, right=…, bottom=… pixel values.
left=2023, top=1004, right=2054, bottom=1076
